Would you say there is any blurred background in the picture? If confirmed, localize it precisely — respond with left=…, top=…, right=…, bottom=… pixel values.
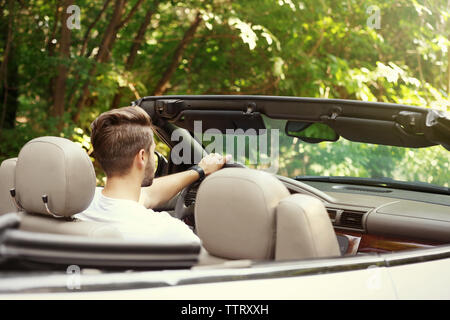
left=0, top=0, right=449, bottom=185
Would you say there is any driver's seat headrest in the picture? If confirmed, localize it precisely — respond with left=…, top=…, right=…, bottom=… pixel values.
left=195, top=168, right=340, bottom=261
left=14, top=136, right=96, bottom=217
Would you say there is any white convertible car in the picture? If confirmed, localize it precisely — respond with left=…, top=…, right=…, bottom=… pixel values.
left=0, top=96, right=449, bottom=299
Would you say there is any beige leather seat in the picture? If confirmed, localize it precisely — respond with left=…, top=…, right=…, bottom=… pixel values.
left=195, top=168, right=340, bottom=262
left=0, top=158, right=17, bottom=215
left=0, top=136, right=121, bottom=238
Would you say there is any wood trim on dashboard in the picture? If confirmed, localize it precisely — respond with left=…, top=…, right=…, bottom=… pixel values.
left=335, top=230, right=443, bottom=254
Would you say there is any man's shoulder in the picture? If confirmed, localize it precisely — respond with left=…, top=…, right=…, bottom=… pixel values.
left=74, top=187, right=102, bottom=220
left=85, top=187, right=105, bottom=210
left=89, top=186, right=104, bottom=203
left=74, top=189, right=199, bottom=243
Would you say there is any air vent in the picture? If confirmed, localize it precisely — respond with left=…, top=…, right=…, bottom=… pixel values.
left=344, top=186, right=392, bottom=193
left=326, top=208, right=339, bottom=224
left=332, top=185, right=392, bottom=193
left=184, top=189, right=197, bottom=207
left=340, top=210, right=365, bottom=229
left=184, top=182, right=201, bottom=207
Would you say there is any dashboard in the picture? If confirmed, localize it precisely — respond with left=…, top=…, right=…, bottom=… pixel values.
left=281, top=177, right=450, bottom=254
left=173, top=174, right=450, bottom=256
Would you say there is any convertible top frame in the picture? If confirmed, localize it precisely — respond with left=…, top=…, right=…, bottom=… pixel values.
left=133, top=95, right=450, bottom=149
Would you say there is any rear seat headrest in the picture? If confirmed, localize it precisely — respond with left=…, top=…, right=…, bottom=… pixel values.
left=0, top=158, right=18, bottom=215
left=15, top=136, right=96, bottom=217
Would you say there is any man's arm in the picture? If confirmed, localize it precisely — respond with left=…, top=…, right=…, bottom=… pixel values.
left=139, top=170, right=199, bottom=209
left=140, top=153, right=230, bottom=209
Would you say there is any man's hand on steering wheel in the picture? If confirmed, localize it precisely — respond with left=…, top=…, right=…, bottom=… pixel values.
left=198, top=153, right=232, bottom=176
left=175, top=154, right=245, bottom=221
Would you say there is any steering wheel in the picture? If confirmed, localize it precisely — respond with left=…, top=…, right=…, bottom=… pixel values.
left=174, top=162, right=247, bottom=221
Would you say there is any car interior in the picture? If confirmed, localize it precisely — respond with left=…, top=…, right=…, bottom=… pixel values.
left=0, top=97, right=449, bottom=272
left=0, top=135, right=342, bottom=269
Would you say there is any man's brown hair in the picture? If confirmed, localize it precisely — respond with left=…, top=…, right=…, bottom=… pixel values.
left=90, top=106, right=153, bottom=177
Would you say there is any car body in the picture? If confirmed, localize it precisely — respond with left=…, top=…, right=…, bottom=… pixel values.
left=0, top=95, right=449, bottom=299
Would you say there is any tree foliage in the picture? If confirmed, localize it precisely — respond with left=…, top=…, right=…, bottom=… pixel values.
left=0, top=0, right=449, bottom=185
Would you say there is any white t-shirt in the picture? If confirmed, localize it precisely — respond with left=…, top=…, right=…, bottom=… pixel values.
left=75, top=187, right=200, bottom=245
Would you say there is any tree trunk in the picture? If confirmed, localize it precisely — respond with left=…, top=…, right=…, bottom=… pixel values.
left=96, top=0, right=126, bottom=63
left=47, top=0, right=62, bottom=58
left=73, top=0, right=125, bottom=122
left=0, top=0, right=17, bottom=133
left=116, top=0, right=146, bottom=31
left=111, top=1, right=159, bottom=109
left=67, top=0, right=111, bottom=109
left=0, top=45, right=18, bottom=131
left=152, top=12, right=202, bottom=96
left=73, top=0, right=146, bottom=122
left=52, top=0, right=73, bottom=120
left=448, top=1, right=450, bottom=98
left=447, top=44, right=450, bottom=97
left=79, top=0, right=111, bottom=57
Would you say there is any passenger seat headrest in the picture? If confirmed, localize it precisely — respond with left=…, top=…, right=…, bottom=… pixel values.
left=195, top=168, right=341, bottom=261
left=195, top=168, right=290, bottom=260
left=15, top=136, right=96, bottom=217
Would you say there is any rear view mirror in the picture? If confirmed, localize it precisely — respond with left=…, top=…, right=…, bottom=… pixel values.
left=285, top=121, right=339, bottom=143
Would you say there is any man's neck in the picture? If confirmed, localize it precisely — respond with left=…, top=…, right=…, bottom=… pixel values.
left=102, top=175, right=141, bottom=202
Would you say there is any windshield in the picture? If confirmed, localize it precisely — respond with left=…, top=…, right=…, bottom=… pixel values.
left=265, top=116, right=449, bottom=188
left=193, top=115, right=449, bottom=189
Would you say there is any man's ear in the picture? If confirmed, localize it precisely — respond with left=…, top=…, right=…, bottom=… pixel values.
left=135, top=149, right=146, bottom=168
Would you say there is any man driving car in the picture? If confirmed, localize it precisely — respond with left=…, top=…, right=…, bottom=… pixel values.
left=75, top=106, right=229, bottom=242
